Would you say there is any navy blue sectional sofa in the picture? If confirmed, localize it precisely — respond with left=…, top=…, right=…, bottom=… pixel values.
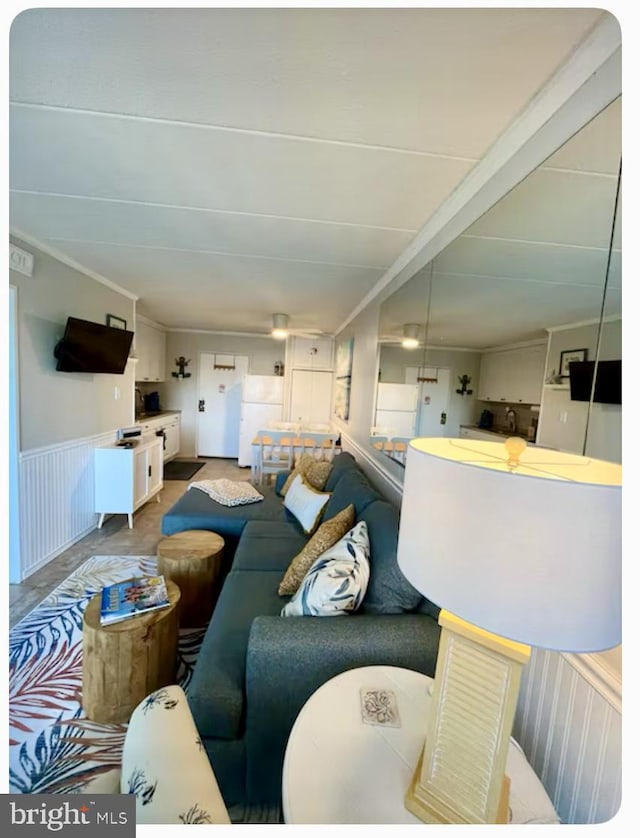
left=160, top=452, right=440, bottom=808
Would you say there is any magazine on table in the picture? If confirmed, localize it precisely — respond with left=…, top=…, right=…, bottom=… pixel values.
left=99, top=575, right=171, bottom=625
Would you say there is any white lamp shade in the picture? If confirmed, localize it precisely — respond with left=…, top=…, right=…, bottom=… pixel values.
left=397, top=438, right=621, bottom=652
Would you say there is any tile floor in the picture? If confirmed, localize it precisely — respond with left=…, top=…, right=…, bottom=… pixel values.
left=9, top=457, right=251, bottom=629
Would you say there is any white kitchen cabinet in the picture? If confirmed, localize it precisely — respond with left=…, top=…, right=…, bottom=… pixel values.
left=478, top=344, right=545, bottom=404
left=135, top=320, right=167, bottom=382
left=138, top=413, right=181, bottom=462
left=289, top=336, right=334, bottom=370
left=163, top=416, right=181, bottom=461
left=94, top=436, right=163, bottom=528
left=289, top=369, right=333, bottom=425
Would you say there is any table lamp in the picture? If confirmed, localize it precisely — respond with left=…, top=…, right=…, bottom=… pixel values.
left=396, top=437, right=621, bottom=824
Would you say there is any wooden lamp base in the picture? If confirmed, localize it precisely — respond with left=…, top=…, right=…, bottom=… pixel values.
left=404, top=610, right=530, bottom=824
left=405, top=747, right=511, bottom=824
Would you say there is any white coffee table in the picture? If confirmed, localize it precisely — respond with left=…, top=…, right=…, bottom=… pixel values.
left=282, top=665, right=560, bottom=824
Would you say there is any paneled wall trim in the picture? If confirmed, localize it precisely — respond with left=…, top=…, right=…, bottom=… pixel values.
left=515, top=648, right=621, bottom=824
left=18, top=430, right=115, bottom=580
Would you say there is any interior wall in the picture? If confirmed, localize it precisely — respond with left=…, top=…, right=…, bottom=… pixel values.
left=9, top=236, right=136, bottom=451
left=159, top=330, right=287, bottom=457
left=538, top=319, right=621, bottom=461
left=332, top=302, right=380, bottom=453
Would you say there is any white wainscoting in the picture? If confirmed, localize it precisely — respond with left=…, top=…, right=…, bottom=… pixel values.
left=514, top=648, right=621, bottom=824
left=342, top=432, right=623, bottom=825
left=17, top=431, right=114, bottom=580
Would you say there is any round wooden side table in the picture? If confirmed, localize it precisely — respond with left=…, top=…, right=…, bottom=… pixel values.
left=156, top=529, right=225, bottom=627
left=82, top=579, right=180, bottom=724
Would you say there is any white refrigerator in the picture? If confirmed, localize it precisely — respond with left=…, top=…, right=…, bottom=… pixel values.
left=374, top=382, right=419, bottom=437
left=238, top=374, right=284, bottom=467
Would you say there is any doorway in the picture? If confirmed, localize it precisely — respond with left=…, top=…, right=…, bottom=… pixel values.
left=197, top=354, right=249, bottom=457
left=406, top=367, right=451, bottom=437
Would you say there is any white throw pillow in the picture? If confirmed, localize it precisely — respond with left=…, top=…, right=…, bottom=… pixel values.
left=282, top=520, right=370, bottom=616
left=283, top=474, right=331, bottom=534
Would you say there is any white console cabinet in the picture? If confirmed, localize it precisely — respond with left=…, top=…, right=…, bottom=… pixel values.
left=94, top=436, right=163, bottom=529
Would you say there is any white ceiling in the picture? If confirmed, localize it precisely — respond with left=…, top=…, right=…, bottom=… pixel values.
left=379, top=97, right=622, bottom=349
left=9, top=7, right=616, bottom=343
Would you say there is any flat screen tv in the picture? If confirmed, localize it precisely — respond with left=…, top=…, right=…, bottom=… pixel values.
left=568, top=359, right=621, bottom=405
left=54, top=317, right=134, bottom=374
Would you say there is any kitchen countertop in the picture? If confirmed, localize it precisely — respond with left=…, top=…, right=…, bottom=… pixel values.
left=460, top=424, right=531, bottom=441
left=135, top=410, right=181, bottom=422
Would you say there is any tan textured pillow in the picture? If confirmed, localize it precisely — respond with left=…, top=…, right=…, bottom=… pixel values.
left=279, top=453, right=332, bottom=496
left=278, top=504, right=355, bottom=595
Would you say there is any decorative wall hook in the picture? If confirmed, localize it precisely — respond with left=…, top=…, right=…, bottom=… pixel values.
left=172, top=356, right=192, bottom=378
left=456, top=374, right=473, bottom=395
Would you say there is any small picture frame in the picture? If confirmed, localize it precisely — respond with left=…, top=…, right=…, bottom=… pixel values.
left=559, top=348, right=587, bottom=378
left=106, top=314, right=127, bottom=330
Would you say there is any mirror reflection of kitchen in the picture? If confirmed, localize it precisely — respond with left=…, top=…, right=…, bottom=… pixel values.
left=373, top=95, right=621, bottom=469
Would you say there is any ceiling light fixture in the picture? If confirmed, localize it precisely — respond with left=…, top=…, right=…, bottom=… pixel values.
left=271, top=313, right=289, bottom=340
left=401, top=323, right=420, bottom=349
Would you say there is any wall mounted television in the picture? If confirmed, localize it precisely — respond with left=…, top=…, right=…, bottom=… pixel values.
left=54, top=317, right=134, bottom=374
left=568, top=359, right=621, bottom=405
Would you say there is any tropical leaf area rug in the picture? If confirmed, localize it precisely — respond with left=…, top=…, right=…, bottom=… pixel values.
left=9, top=555, right=204, bottom=796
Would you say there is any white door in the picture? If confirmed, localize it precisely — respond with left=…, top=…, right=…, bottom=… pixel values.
left=415, top=368, right=451, bottom=437
left=197, top=354, right=249, bottom=457
left=289, top=369, right=333, bottom=425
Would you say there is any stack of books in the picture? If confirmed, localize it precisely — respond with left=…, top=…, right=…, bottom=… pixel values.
left=99, top=575, right=171, bottom=625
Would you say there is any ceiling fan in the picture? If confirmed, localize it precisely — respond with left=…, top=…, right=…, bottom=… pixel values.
left=269, top=313, right=328, bottom=340
left=378, top=323, right=425, bottom=349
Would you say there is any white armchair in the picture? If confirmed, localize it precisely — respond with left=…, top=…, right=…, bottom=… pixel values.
left=82, top=684, right=230, bottom=825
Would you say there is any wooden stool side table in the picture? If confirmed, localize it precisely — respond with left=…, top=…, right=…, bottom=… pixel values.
left=157, top=529, right=225, bottom=627
left=82, top=579, right=180, bottom=725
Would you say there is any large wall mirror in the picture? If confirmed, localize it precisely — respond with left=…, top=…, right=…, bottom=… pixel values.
left=373, top=96, right=621, bottom=475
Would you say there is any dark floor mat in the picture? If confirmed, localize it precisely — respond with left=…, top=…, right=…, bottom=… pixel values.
left=163, top=460, right=206, bottom=480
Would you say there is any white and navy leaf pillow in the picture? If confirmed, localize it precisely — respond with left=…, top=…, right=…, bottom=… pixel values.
left=281, top=520, right=370, bottom=616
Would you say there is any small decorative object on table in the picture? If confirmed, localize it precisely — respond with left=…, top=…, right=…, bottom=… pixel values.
left=100, top=575, right=171, bottom=625
left=360, top=687, right=400, bottom=728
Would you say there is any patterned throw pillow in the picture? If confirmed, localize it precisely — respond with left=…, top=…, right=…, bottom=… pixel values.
left=278, top=504, right=355, bottom=595
left=279, top=453, right=332, bottom=496
left=283, top=474, right=331, bottom=534
left=281, top=520, right=370, bottom=616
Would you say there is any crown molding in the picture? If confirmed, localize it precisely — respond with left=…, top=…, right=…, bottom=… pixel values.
left=9, top=227, right=139, bottom=301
